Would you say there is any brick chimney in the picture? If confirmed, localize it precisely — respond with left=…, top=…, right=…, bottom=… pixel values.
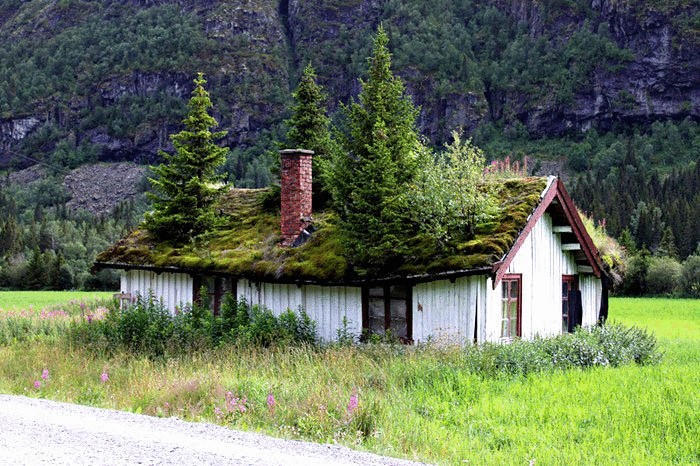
left=279, top=149, right=314, bottom=246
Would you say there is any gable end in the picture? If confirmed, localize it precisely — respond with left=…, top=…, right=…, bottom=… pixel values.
left=492, top=177, right=603, bottom=288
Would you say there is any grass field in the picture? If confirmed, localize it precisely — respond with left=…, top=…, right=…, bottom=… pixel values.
left=0, top=295, right=697, bottom=465
left=0, top=291, right=114, bottom=313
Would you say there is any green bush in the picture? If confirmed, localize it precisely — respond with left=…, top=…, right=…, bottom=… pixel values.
left=239, top=305, right=317, bottom=347
left=681, top=254, right=700, bottom=297
left=68, top=294, right=318, bottom=356
left=460, top=324, right=660, bottom=377
left=646, top=256, right=683, bottom=295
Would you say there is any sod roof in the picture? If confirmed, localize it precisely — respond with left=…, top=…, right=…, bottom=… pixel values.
left=95, top=177, right=549, bottom=284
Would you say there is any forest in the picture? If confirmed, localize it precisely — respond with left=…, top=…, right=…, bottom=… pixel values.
left=0, top=0, right=698, bottom=294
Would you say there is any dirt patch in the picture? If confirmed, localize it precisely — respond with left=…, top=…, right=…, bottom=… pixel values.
left=6, top=164, right=46, bottom=185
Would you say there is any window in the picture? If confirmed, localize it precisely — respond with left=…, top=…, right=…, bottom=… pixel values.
left=363, top=284, right=412, bottom=342
left=501, top=275, right=521, bottom=339
left=562, top=275, right=580, bottom=333
left=193, top=276, right=235, bottom=315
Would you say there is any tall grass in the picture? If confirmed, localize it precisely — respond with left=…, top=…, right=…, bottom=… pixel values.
left=0, top=295, right=697, bottom=465
left=0, top=293, right=111, bottom=345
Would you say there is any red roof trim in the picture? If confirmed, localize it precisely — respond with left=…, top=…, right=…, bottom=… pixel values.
left=492, top=178, right=603, bottom=288
left=555, top=181, right=603, bottom=278
left=493, top=178, right=559, bottom=287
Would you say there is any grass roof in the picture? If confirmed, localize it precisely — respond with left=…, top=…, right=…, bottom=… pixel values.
left=95, top=177, right=548, bottom=283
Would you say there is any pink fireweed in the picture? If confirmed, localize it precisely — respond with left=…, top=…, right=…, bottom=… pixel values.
left=347, top=391, right=359, bottom=415
left=33, top=380, right=41, bottom=389
left=86, top=307, right=108, bottom=323
left=100, top=371, right=109, bottom=383
left=41, top=369, right=49, bottom=380
left=225, top=391, right=247, bottom=414
left=1, top=308, right=70, bottom=321
left=39, top=309, right=69, bottom=320
left=215, top=391, right=248, bottom=422
left=267, top=393, right=276, bottom=414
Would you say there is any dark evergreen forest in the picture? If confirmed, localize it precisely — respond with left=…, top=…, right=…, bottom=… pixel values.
left=0, top=0, right=697, bottom=294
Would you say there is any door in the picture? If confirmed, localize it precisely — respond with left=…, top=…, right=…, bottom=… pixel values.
left=562, top=275, right=580, bottom=333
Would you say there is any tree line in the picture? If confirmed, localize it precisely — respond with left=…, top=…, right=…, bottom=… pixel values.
left=0, top=176, right=146, bottom=290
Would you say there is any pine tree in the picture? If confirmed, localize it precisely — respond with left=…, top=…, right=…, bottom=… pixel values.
left=285, top=64, right=335, bottom=207
left=657, top=225, right=679, bottom=259
left=327, top=26, right=423, bottom=273
left=145, top=73, right=228, bottom=244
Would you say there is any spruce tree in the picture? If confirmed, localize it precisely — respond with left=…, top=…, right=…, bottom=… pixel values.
left=285, top=64, right=334, bottom=207
left=656, top=226, right=679, bottom=259
left=145, top=73, right=228, bottom=244
left=328, top=26, right=422, bottom=273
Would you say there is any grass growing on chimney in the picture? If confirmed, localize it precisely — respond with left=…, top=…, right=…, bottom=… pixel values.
left=96, top=178, right=547, bottom=281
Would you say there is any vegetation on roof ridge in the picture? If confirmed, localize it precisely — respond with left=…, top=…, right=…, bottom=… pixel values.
left=95, top=177, right=547, bottom=282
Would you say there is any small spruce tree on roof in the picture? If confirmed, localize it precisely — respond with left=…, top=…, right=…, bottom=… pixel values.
left=144, top=73, right=228, bottom=244
left=327, top=26, right=423, bottom=273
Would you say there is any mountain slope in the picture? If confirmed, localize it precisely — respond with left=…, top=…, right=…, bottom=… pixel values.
left=1, top=0, right=697, bottom=173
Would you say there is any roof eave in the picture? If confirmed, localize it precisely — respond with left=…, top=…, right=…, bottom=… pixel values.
left=94, top=260, right=493, bottom=286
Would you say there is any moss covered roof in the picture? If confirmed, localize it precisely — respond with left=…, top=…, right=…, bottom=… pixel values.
left=95, top=177, right=549, bottom=283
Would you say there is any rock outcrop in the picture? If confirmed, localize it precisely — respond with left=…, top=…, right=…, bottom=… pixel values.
left=0, top=0, right=697, bottom=168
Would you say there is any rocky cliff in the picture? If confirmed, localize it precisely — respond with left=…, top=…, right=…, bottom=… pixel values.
left=0, top=0, right=697, bottom=171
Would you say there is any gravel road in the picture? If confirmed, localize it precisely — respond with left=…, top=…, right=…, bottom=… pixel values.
left=0, top=395, right=427, bottom=465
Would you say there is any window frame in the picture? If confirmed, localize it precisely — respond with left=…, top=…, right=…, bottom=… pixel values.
left=193, top=275, right=236, bottom=315
left=500, top=274, right=522, bottom=340
left=362, top=283, right=413, bottom=343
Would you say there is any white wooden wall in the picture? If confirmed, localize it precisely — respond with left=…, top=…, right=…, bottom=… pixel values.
left=237, top=279, right=363, bottom=342
left=412, top=276, right=486, bottom=344
left=484, top=212, right=602, bottom=342
left=120, top=270, right=193, bottom=312
left=580, top=275, right=602, bottom=325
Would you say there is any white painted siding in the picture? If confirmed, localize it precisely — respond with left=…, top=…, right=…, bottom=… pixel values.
left=119, top=270, right=193, bottom=312
left=303, top=285, right=363, bottom=342
left=412, top=276, right=486, bottom=344
left=483, top=212, right=602, bottom=343
left=237, top=279, right=362, bottom=342
left=580, top=275, right=602, bottom=326
left=485, top=278, right=501, bottom=342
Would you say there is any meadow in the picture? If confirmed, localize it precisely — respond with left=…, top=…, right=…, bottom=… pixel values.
left=0, top=291, right=114, bottom=312
left=0, top=294, right=697, bottom=465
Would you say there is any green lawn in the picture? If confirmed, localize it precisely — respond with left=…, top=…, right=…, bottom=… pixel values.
left=0, top=295, right=696, bottom=465
left=610, top=297, right=700, bottom=340
left=0, top=291, right=114, bottom=313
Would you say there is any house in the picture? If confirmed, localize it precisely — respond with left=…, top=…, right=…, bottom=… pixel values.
left=94, top=149, right=609, bottom=344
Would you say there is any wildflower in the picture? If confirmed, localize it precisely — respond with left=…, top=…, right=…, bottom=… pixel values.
left=41, top=369, right=49, bottom=380
left=267, top=393, right=276, bottom=414
left=100, top=371, right=109, bottom=383
left=33, top=380, right=41, bottom=389
left=87, top=314, right=93, bottom=324
left=347, top=391, right=359, bottom=415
